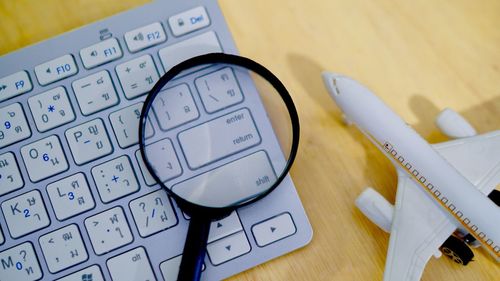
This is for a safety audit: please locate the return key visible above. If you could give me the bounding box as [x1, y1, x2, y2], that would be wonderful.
[178, 108, 261, 169]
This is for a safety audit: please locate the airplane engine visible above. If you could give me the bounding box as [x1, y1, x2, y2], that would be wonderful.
[355, 187, 394, 233]
[435, 108, 476, 138]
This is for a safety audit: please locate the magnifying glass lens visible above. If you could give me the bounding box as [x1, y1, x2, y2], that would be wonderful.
[141, 56, 295, 209]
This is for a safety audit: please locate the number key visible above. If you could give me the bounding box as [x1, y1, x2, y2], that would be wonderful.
[28, 86, 75, 132]
[47, 173, 95, 220]
[21, 135, 68, 182]
[0, 103, 31, 149]
[1, 190, 50, 238]
[0, 242, 43, 280]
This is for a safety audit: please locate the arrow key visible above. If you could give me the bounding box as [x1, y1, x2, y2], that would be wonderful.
[207, 231, 250, 266]
[208, 211, 242, 243]
[251, 212, 297, 247]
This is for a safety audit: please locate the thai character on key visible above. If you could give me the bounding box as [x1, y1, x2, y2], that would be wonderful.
[34, 213, 41, 220]
[123, 179, 130, 186]
[27, 197, 36, 206]
[0, 158, 8, 167]
[77, 196, 85, 205]
[62, 232, 73, 241]
[71, 180, 80, 189]
[88, 124, 99, 135]
[161, 211, 168, 222]
[134, 109, 141, 118]
[70, 250, 79, 258]
[115, 163, 124, 172]
[96, 141, 103, 149]
[15, 126, 23, 133]
[155, 197, 163, 206]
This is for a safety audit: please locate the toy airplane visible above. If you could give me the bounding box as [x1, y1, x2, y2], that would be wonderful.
[322, 72, 500, 281]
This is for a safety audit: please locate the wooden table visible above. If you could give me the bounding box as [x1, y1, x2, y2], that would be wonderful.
[1, 0, 499, 280]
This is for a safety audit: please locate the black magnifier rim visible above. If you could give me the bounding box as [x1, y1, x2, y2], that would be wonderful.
[139, 53, 300, 218]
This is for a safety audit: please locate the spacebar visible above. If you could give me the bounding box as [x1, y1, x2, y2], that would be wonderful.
[172, 150, 276, 208]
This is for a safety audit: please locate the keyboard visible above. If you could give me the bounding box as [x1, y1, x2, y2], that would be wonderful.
[0, 1, 312, 280]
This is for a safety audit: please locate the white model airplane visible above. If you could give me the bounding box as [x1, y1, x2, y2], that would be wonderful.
[322, 72, 500, 281]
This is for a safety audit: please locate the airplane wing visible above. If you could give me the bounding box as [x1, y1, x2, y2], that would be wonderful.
[383, 131, 500, 281]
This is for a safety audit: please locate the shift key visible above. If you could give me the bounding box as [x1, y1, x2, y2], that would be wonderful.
[178, 108, 261, 169]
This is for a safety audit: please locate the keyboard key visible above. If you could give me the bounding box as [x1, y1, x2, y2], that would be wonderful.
[72, 70, 119, 115]
[109, 102, 154, 148]
[85, 206, 133, 255]
[46, 173, 95, 220]
[56, 265, 104, 281]
[251, 213, 296, 247]
[0, 225, 4, 245]
[39, 224, 88, 273]
[152, 83, 199, 131]
[178, 108, 260, 168]
[143, 138, 182, 182]
[195, 67, 244, 113]
[209, 211, 243, 243]
[169, 6, 210, 37]
[28, 86, 76, 132]
[80, 38, 123, 69]
[34, 54, 78, 85]
[0, 71, 33, 102]
[0, 152, 24, 196]
[124, 22, 167, 52]
[91, 155, 139, 203]
[129, 189, 178, 237]
[65, 118, 113, 165]
[158, 31, 221, 72]
[172, 151, 274, 207]
[1, 190, 50, 238]
[107, 247, 155, 281]
[135, 150, 156, 186]
[160, 255, 205, 281]
[0, 103, 31, 149]
[0, 242, 42, 280]
[207, 231, 250, 265]
[116, 54, 159, 100]
[21, 135, 69, 182]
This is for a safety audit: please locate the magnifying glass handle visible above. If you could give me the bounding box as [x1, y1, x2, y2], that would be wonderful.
[178, 216, 211, 281]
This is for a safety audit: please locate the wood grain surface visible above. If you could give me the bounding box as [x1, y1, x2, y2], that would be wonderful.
[1, 0, 499, 280]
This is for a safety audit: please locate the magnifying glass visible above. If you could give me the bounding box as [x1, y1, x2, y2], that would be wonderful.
[139, 53, 299, 281]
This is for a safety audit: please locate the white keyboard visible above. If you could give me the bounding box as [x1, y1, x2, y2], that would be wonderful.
[0, 1, 312, 280]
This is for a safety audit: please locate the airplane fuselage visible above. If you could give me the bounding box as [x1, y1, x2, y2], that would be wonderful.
[323, 73, 500, 262]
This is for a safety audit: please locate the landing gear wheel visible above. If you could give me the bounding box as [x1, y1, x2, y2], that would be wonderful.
[440, 236, 474, 265]
[488, 190, 500, 206]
